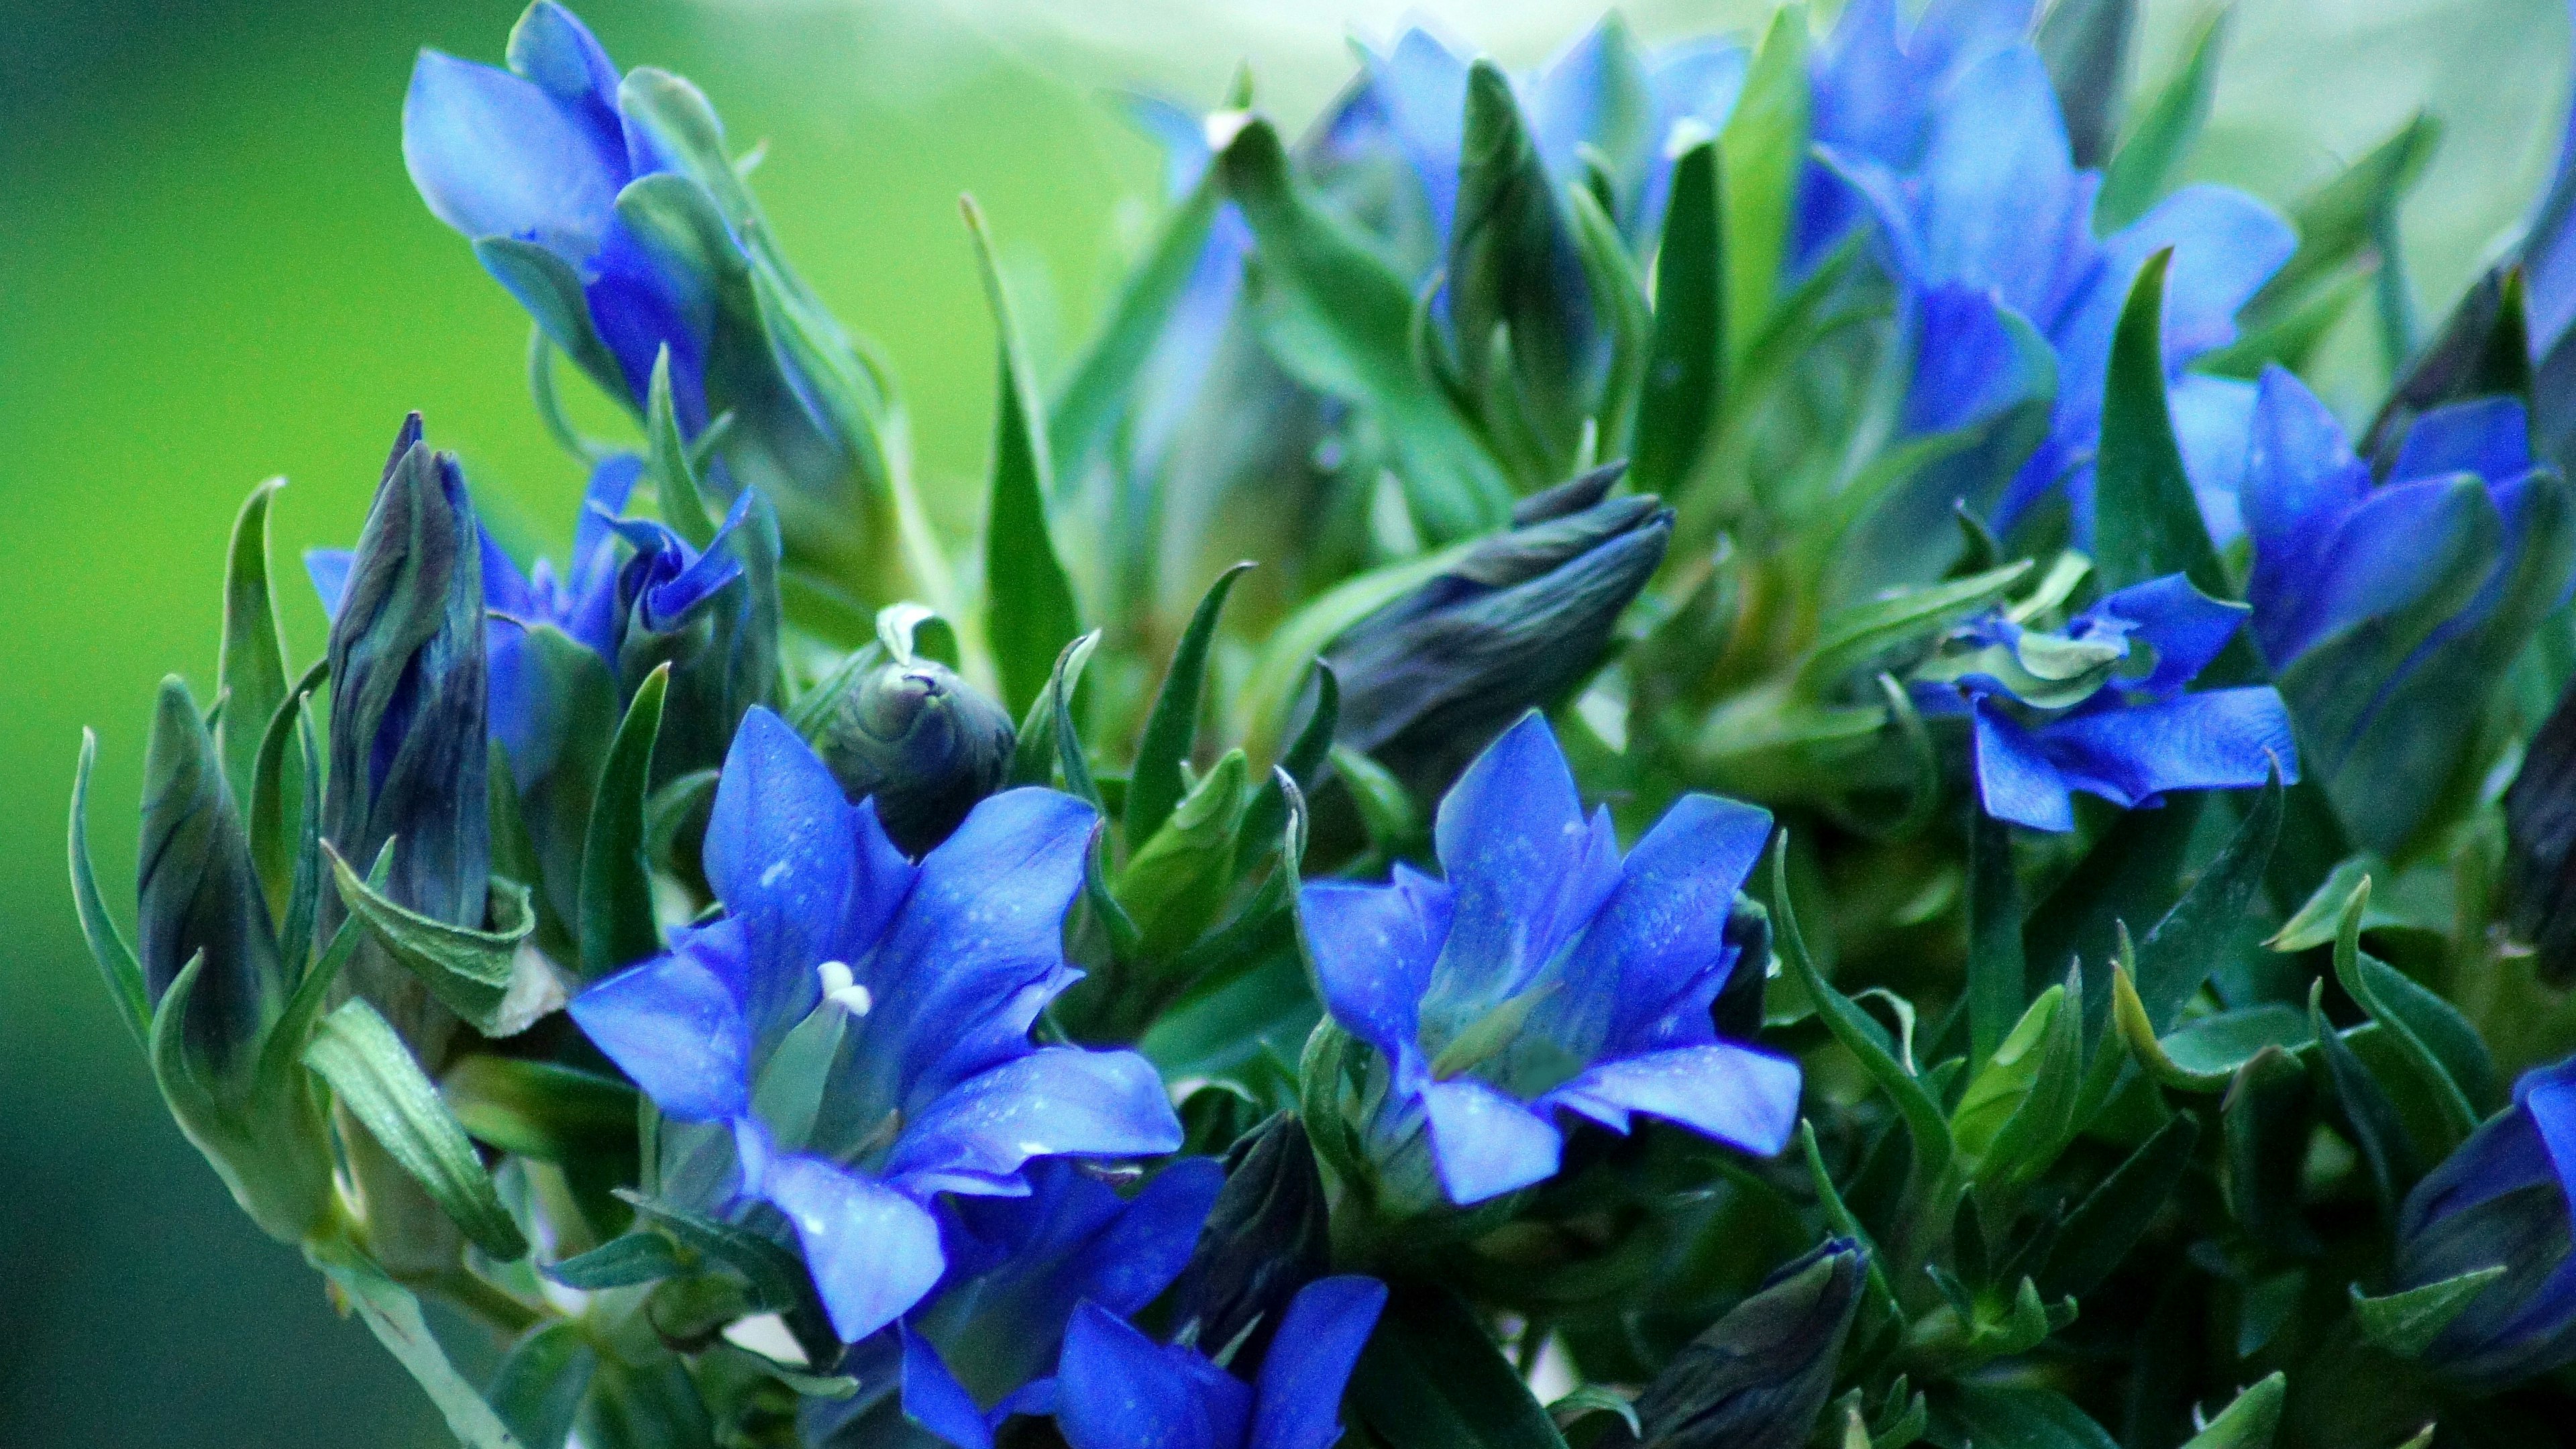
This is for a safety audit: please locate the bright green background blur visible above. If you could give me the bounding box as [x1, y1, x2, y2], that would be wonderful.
[0, 1, 2561, 1443]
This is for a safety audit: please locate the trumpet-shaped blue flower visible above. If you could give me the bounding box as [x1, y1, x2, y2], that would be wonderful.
[1301, 712, 1800, 1208]
[1825, 39, 2293, 541]
[2394, 1055, 2576, 1391]
[2234, 365, 2575, 853]
[1049, 1275, 1387, 1449]
[568, 709, 1182, 1344]
[803, 1159, 1224, 1449]
[405, 2, 710, 420]
[1911, 574, 2299, 833]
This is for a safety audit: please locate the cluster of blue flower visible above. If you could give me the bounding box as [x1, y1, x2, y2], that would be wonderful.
[78, 0, 2576, 1445]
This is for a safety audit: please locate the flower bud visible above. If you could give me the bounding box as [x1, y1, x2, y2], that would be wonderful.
[138, 677, 280, 1078]
[1623, 1238, 1865, 1449]
[2506, 678, 2576, 983]
[2391, 1057, 2576, 1391]
[608, 492, 782, 786]
[1330, 462, 1670, 803]
[322, 415, 490, 1050]
[811, 655, 1016, 857]
[1167, 1113, 1332, 1370]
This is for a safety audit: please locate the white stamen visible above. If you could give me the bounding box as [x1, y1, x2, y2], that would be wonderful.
[816, 960, 873, 1016]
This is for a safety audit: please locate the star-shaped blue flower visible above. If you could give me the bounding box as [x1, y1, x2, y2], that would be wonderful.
[1301, 712, 1801, 1208]
[1912, 574, 2300, 832]
[569, 709, 1183, 1343]
[1048, 1276, 1387, 1449]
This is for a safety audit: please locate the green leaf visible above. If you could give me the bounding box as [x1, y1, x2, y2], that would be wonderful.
[1773, 845, 1953, 1188]
[2095, 9, 2224, 232]
[582, 663, 668, 980]
[327, 845, 555, 1037]
[1241, 661, 1338, 863]
[1008, 630, 1101, 795]
[645, 347, 718, 551]
[1563, 180, 1652, 464]
[964, 195, 1084, 718]
[1130, 561, 1254, 849]
[1799, 1120, 1906, 1329]
[545, 1232, 689, 1291]
[2224, 1045, 2315, 1256]
[1953, 983, 2082, 1184]
[1968, 809, 2029, 1065]
[2094, 248, 2224, 593]
[2268, 853, 2385, 951]
[2353, 1267, 2508, 1359]
[616, 1190, 818, 1324]
[2247, 115, 2439, 316]
[1238, 541, 1476, 759]
[443, 1057, 639, 1163]
[2039, 1112, 2199, 1299]
[248, 657, 330, 924]
[1451, 59, 1596, 464]
[306, 997, 529, 1260]
[2116, 974, 2308, 1093]
[475, 236, 625, 407]
[1348, 1281, 1570, 1449]
[308, 1243, 526, 1449]
[2037, 0, 2135, 168]
[1795, 560, 2032, 698]
[69, 729, 150, 1049]
[1049, 158, 1222, 478]
[1216, 115, 1512, 539]
[526, 329, 611, 464]
[2131, 768, 2282, 1030]
[2308, 979, 2420, 1212]
[488, 1320, 598, 1449]
[217, 478, 291, 811]
[1935, 1383, 2118, 1449]
[1633, 138, 1725, 494]
[2175, 1374, 2286, 1449]
[1719, 5, 1811, 356]
[2332, 879, 2478, 1147]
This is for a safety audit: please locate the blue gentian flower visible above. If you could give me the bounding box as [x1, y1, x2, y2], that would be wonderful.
[802, 1159, 1224, 1449]
[1048, 1275, 1387, 1449]
[2393, 1055, 2576, 1390]
[405, 2, 711, 421]
[1911, 574, 2300, 833]
[1824, 37, 2294, 541]
[2234, 364, 2575, 853]
[568, 709, 1183, 1343]
[1300, 712, 1801, 1208]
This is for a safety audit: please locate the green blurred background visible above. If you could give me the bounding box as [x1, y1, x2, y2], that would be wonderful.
[0, 0, 2561, 1442]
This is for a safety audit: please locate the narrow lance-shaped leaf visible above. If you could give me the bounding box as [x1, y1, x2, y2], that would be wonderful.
[964, 195, 1083, 718]
[1968, 809, 2029, 1065]
[582, 663, 669, 979]
[1049, 156, 1222, 478]
[487, 1321, 598, 1449]
[2131, 767, 2282, 1030]
[247, 657, 330, 922]
[2038, 0, 2135, 169]
[646, 347, 718, 551]
[307, 1242, 528, 1449]
[1347, 1281, 1570, 1449]
[2096, 9, 2226, 231]
[1719, 4, 1810, 359]
[2094, 248, 2225, 594]
[1633, 138, 1725, 494]
[327, 844, 550, 1038]
[1129, 561, 1253, 849]
[70, 729, 150, 1048]
[305, 996, 531, 1260]
[217, 479, 291, 810]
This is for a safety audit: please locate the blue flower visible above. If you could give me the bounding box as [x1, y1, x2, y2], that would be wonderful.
[1911, 574, 2300, 833]
[1300, 712, 1801, 1208]
[568, 709, 1183, 1343]
[1048, 1275, 1387, 1449]
[1823, 35, 2294, 542]
[2235, 366, 2575, 853]
[404, 2, 710, 420]
[2394, 1056, 2576, 1390]
[802, 1158, 1224, 1449]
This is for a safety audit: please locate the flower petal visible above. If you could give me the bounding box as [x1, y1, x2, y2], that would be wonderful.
[883, 1047, 1182, 1199]
[901, 1323, 998, 1449]
[1972, 698, 2076, 831]
[402, 49, 626, 260]
[2041, 686, 2300, 807]
[2088, 574, 2249, 698]
[1545, 1043, 1803, 1157]
[1420, 1075, 1564, 1205]
[759, 1155, 945, 1344]
[2393, 396, 2536, 486]
[1430, 713, 1619, 1006]
[306, 548, 355, 623]
[1252, 1276, 1389, 1449]
[1055, 1303, 1252, 1449]
[1299, 869, 1450, 1060]
[1544, 793, 1772, 1058]
[568, 947, 751, 1121]
[2169, 372, 2257, 549]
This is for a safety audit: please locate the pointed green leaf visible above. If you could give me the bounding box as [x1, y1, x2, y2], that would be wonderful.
[2308, 979, 2420, 1212]
[2096, 9, 2225, 232]
[1719, 5, 1810, 354]
[1130, 562, 1254, 849]
[1968, 809, 2029, 1064]
[70, 729, 150, 1048]
[1564, 179, 1652, 462]
[248, 657, 330, 923]
[545, 1232, 690, 1291]
[1633, 138, 1725, 493]
[1241, 662, 1338, 865]
[2353, 1267, 2508, 1359]
[476, 237, 625, 408]
[2039, 1112, 2199, 1299]
[327, 843, 553, 1036]
[306, 997, 529, 1260]
[2094, 248, 2223, 593]
[2037, 0, 2135, 168]
[2249, 115, 2439, 315]
[1774, 845, 1953, 1185]
[646, 347, 717, 551]
[1796, 559, 2032, 697]
[582, 664, 669, 979]
[2332, 880, 2482, 1143]
[217, 479, 291, 810]
[1049, 159, 1222, 476]
[1009, 631, 1101, 794]
[488, 1320, 598, 1449]
[1348, 1281, 1570, 1449]
[443, 1057, 638, 1164]
[964, 196, 1084, 718]
[2131, 769, 2282, 1030]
